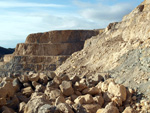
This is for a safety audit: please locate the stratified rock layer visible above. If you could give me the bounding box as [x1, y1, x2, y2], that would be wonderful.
[0, 30, 100, 75]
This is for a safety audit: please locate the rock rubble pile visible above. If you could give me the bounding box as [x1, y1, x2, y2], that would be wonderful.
[0, 72, 149, 113]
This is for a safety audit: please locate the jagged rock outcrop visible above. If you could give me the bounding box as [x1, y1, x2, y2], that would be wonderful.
[55, 0, 150, 100]
[0, 30, 101, 76]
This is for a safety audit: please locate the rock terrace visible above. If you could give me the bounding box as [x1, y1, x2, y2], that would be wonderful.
[0, 30, 100, 76]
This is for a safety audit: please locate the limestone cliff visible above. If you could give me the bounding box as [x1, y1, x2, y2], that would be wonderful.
[56, 0, 150, 100]
[0, 30, 100, 76]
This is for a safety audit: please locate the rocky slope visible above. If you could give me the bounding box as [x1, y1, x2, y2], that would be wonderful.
[0, 30, 100, 76]
[55, 0, 150, 100]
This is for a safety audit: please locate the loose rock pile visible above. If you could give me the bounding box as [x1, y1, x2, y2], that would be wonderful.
[0, 72, 149, 113]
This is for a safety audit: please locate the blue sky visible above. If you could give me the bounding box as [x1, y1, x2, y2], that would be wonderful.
[0, 0, 143, 48]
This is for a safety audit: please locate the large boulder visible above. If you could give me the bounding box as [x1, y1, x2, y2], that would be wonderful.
[21, 87, 34, 97]
[56, 103, 74, 113]
[59, 81, 74, 96]
[0, 81, 16, 98]
[97, 102, 119, 113]
[108, 82, 127, 101]
[83, 104, 101, 113]
[123, 106, 136, 113]
[74, 94, 94, 104]
[24, 92, 53, 113]
[45, 88, 63, 101]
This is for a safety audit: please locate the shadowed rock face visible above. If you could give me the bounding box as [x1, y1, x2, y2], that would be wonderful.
[55, 0, 150, 100]
[0, 30, 101, 76]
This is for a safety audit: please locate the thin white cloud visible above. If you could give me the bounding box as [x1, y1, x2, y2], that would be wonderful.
[0, 1, 66, 8]
[0, 12, 99, 41]
[81, 3, 133, 21]
[74, 1, 134, 22]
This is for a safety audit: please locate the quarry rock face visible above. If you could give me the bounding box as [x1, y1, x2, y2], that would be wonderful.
[0, 30, 100, 75]
[56, 0, 150, 100]
[0, 0, 150, 112]
[16, 30, 100, 56]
